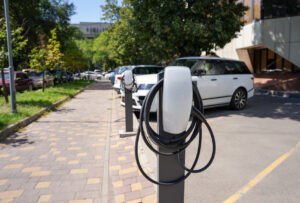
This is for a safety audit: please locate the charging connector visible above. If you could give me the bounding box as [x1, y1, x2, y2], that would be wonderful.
[135, 68, 216, 185]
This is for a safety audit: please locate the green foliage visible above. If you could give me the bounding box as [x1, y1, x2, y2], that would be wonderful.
[0, 0, 76, 68]
[101, 0, 121, 22]
[63, 40, 87, 72]
[97, 0, 247, 66]
[29, 28, 64, 72]
[0, 18, 28, 67]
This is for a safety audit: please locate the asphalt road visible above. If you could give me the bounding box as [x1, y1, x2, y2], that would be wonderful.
[137, 92, 300, 202]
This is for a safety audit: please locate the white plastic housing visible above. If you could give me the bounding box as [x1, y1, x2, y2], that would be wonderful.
[162, 66, 193, 134]
[123, 70, 134, 90]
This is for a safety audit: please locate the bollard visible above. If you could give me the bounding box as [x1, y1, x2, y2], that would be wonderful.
[119, 70, 137, 138]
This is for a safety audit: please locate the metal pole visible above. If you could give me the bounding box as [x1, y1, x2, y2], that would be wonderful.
[4, 0, 17, 113]
[88, 57, 90, 83]
[124, 89, 133, 132]
[157, 72, 185, 203]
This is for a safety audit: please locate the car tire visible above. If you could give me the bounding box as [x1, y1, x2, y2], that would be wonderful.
[230, 88, 247, 110]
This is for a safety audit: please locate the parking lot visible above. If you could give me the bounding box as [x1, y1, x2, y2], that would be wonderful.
[138, 92, 300, 202]
[185, 93, 300, 202]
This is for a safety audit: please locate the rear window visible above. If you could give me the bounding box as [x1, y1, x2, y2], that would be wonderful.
[132, 67, 163, 75]
[118, 67, 129, 74]
[221, 61, 251, 74]
[169, 59, 198, 69]
[0, 73, 10, 81]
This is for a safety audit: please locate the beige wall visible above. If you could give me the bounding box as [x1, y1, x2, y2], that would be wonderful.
[215, 16, 300, 67]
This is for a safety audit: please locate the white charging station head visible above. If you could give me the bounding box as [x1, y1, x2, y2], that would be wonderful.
[123, 70, 134, 90]
[162, 66, 193, 134]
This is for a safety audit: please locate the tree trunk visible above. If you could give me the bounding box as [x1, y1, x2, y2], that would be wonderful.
[42, 71, 45, 92]
[0, 67, 9, 103]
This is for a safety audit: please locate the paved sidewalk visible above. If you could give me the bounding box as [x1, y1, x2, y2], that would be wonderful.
[0, 81, 156, 203]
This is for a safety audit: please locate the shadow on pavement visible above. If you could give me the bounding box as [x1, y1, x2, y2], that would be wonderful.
[0, 132, 34, 147]
[134, 94, 300, 123]
[204, 94, 300, 122]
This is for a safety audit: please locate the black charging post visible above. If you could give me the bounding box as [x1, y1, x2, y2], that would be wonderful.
[134, 67, 216, 203]
[119, 71, 136, 138]
[157, 72, 185, 203]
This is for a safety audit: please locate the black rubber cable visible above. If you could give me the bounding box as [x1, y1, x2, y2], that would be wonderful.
[134, 78, 216, 185]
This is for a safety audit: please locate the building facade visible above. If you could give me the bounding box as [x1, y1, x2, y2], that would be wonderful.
[72, 22, 111, 38]
[215, 0, 300, 91]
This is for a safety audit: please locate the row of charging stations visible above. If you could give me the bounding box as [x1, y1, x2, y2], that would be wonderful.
[121, 66, 216, 203]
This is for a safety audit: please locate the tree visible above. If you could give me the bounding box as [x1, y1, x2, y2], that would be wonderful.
[101, 0, 121, 22]
[129, 0, 247, 58]
[63, 40, 87, 73]
[101, 0, 247, 65]
[29, 28, 63, 92]
[0, 18, 27, 103]
[0, 0, 75, 68]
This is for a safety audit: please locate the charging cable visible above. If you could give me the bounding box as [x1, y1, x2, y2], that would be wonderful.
[135, 79, 216, 185]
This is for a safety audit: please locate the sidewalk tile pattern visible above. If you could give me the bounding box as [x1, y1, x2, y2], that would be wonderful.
[0, 81, 156, 203]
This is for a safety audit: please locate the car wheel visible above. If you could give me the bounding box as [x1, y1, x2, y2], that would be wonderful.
[28, 84, 33, 91]
[230, 88, 247, 110]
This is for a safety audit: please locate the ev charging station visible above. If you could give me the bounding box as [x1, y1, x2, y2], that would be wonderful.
[134, 66, 216, 203]
[119, 70, 137, 137]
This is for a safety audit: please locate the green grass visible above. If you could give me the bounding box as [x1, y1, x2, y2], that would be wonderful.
[0, 80, 93, 130]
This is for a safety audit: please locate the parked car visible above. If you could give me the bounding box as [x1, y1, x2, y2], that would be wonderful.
[0, 71, 33, 93]
[27, 71, 54, 89]
[81, 71, 97, 80]
[104, 70, 113, 80]
[94, 70, 103, 80]
[169, 57, 254, 110]
[49, 70, 63, 84]
[110, 68, 119, 85]
[123, 57, 254, 112]
[113, 66, 134, 93]
[120, 65, 164, 110]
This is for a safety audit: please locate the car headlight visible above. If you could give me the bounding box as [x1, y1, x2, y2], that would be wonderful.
[138, 84, 154, 90]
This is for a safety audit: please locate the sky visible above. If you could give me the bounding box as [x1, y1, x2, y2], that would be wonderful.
[69, 0, 107, 24]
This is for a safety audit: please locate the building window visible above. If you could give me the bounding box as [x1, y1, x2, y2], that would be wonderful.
[262, 0, 300, 19]
[254, 48, 300, 73]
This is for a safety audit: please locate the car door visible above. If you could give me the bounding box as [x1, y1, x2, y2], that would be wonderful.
[214, 61, 238, 104]
[15, 73, 23, 91]
[22, 73, 31, 89]
[191, 60, 223, 106]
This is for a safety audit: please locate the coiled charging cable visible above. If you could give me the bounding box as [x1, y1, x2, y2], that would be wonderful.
[135, 79, 216, 185]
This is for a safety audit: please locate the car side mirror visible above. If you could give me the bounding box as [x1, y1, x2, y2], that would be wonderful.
[193, 69, 206, 76]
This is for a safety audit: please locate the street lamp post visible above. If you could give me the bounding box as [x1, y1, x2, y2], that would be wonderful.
[4, 0, 17, 113]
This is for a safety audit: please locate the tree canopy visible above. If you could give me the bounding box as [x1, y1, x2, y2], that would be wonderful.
[94, 0, 247, 69]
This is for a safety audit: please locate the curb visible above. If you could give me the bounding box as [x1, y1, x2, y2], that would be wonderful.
[255, 88, 300, 99]
[0, 82, 94, 141]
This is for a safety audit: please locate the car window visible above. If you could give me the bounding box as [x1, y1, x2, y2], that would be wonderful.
[221, 61, 237, 74]
[132, 67, 163, 75]
[169, 59, 198, 68]
[221, 61, 251, 74]
[192, 60, 224, 75]
[118, 67, 128, 74]
[22, 73, 29, 79]
[0, 73, 10, 81]
[233, 62, 251, 74]
[16, 73, 23, 79]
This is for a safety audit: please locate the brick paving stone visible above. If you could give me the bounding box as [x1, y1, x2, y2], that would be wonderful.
[0, 81, 156, 203]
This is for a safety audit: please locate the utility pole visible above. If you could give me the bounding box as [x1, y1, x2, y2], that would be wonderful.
[4, 0, 17, 113]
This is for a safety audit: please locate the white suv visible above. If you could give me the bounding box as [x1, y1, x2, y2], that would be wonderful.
[169, 57, 254, 110]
